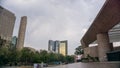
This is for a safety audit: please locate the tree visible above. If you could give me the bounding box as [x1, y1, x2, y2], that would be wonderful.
[20, 48, 34, 65]
[39, 50, 48, 63]
[74, 46, 83, 55]
[32, 51, 41, 63]
[0, 46, 10, 65]
[65, 55, 74, 63]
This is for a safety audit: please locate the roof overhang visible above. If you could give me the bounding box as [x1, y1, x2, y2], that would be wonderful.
[81, 0, 120, 45]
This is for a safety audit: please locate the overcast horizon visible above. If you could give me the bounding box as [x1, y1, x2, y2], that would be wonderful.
[1, 0, 106, 55]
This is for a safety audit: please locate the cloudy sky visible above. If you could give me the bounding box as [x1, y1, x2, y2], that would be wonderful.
[1, 0, 105, 55]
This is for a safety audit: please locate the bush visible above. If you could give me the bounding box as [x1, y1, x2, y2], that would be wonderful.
[81, 54, 99, 62]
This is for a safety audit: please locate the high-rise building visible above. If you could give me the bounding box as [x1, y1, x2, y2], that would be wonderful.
[48, 40, 55, 52]
[0, 6, 16, 41]
[16, 16, 27, 51]
[12, 36, 17, 47]
[48, 40, 68, 56]
[54, 41, 59, 53]
[59, 40, 68, 56]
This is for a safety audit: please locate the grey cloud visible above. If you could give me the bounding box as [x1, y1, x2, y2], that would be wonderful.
[2, 0, 105, 54]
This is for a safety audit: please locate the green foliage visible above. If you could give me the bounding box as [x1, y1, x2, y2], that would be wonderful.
[0, 47, 9, 65]
[74, 46, 83, 55]
[0, 37, 74, 66]
[20, 48, 34, 65]
[65, 55, 74, 63]
[81, 54, 99, 62]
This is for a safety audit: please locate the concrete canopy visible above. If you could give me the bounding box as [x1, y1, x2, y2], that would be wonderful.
[81, 0, 120, 46]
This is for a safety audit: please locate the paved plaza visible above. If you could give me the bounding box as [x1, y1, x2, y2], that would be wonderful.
[2, 62, 120, 68]
[48, 62, 120, 68]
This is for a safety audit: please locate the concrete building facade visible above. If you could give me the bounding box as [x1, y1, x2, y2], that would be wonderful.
[16, 16, 27, 51]
[0, 6, 16, 41]
[81, 0, 120, 62]
[84, 46, 98, 58]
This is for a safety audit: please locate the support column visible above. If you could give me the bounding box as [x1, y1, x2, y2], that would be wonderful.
[97, 32, 111, 62]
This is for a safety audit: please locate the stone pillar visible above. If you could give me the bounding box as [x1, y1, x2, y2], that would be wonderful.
[97, 32, 111, 62]
[16, 16, 27, 51]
